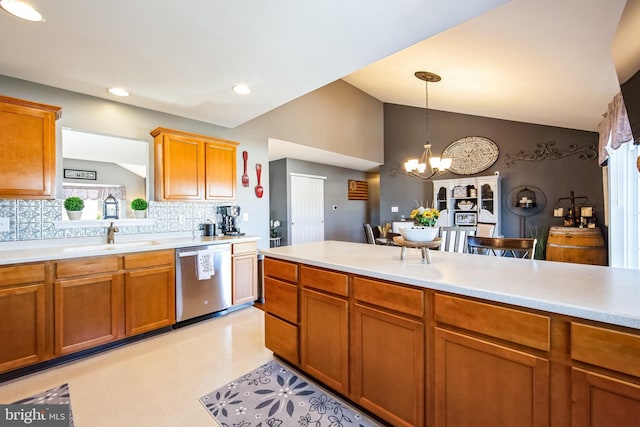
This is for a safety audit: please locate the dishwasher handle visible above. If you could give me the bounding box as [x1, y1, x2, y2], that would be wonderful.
[177, 245, 230, 258]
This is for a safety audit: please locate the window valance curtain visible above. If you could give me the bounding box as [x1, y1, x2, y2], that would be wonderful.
[597, 91, 633, 165]
[62, 184, 126, 200]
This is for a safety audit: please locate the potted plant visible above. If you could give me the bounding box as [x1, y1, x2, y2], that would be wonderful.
[64, 196, 84, 220]
[131, 198, 148, 218]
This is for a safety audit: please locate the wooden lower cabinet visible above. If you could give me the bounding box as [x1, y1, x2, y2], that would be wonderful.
[54, 274, 121, 355]
[351, 303, 424, 427]
[125, 266, 174, 336]
[265, 313, 299, 364]
[232, 242, 258, 306]
[572, 368, 640, 427]
[300, 288, 349, 395]
[434, 327, 549, 427]
[0, 282, 46, 372]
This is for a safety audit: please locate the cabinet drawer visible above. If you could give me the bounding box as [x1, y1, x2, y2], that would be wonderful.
[124, 249, 174, 270]
[56, 256, 119, 279]
[264, 277, 298, 324]
[264, 258, 298, 283]
[353, 276, 424, 317]
[265, 313, 298, 365]
[300, 265, 348, 297]
[0, 263, 45, 287]
[571, 323, 640, 377]
[232, 241, 256, 255]
[434, 294, 550, 351]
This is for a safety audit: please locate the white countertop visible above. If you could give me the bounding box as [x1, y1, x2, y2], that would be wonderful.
[260, 241, 640, 330]
[0, 233, 260, 265]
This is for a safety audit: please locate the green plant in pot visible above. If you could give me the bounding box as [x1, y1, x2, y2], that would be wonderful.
[131, 198, 148, 218]
[64, 196, 84, 220]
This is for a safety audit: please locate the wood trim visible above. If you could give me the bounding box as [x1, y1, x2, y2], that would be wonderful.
[232, 242, 257, 255]
[264, 277, 298, 324]
[300, 265, 348, 297]
[264, 258, 298, 283]
[150, 126, 239, 146]
[55, 256, 119, 279]
[0, 263, 45, 287]
[571, 322, 640, 377]
[265, 313, 298, 364]
[353, 276, 425, 317]
[571, 367, 640, 426]
[434, 327, 549, 427]
[0, 95, 62, 119]
[434, 293, 550, 351]
[123, 249, 173, 270]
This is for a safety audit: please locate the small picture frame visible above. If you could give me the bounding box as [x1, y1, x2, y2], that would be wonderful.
[64, 168, 96, 180]
[453, 185, 467, 198]
[455, 212, 477, 226]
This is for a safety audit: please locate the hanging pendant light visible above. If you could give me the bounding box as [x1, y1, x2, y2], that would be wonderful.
[403, 71, 451, 179]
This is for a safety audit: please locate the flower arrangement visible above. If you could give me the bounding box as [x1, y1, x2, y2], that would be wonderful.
[270, 219, 281, 238]
[410, 203, 440, 227]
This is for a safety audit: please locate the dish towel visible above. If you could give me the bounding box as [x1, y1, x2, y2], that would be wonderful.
[196, 250, 215, 280]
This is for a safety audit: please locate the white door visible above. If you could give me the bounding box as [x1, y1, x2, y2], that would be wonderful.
[290, 174, 325, 245]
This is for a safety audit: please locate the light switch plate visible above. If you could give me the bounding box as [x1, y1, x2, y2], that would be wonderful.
[391, 206, 399, 213]
[0, 217, 10, 232]
[242, 212, 249, 222]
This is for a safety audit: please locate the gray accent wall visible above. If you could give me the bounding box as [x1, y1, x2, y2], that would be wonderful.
[381, 103, 603, 238]
[269, 158, 377, 244]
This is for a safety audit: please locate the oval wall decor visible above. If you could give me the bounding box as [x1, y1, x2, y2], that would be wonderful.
[442, 136, 499, 175]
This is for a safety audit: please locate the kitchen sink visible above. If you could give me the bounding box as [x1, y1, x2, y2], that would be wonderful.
[62, 240, 161, 253]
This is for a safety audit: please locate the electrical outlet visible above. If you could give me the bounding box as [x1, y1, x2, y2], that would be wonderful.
[391, 206, 399, 213]
[0, 217, 10, 232]
[242, 212, 249, 222]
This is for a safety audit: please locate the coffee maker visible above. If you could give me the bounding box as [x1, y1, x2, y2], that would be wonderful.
[217, 205, 243, 235]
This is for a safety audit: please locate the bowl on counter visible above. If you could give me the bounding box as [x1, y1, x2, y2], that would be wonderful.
[399, 226, 439, 242]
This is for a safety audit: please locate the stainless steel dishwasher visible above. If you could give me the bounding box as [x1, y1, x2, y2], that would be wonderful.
[175, 244, 231, 322]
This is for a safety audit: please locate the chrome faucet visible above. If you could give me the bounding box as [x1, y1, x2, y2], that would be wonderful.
[107, 222, 119, 244]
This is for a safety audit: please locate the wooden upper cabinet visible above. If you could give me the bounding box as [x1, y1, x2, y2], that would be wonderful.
[205, 140, 236, 200]
[151, 127, 238, 201]
[0, 95, 61, 199]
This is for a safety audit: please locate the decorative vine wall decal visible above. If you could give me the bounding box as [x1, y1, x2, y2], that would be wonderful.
[503, 141, 597, 167]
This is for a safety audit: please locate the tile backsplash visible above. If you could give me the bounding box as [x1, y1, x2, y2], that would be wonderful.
[0, 200, 222, 242]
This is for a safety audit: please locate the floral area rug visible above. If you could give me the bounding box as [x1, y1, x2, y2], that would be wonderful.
[11, 383, 74, 427]
[200, 360, 383, 427]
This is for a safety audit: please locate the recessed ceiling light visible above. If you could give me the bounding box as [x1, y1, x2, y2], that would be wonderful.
[0, 0, 43, 22]
[108, 87, 130, 97]
[232, 84, 251, 95]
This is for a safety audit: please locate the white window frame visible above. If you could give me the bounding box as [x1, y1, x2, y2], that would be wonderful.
[606, 141, 639, 269]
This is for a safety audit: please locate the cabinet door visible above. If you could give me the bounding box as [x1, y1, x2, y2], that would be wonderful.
[434, 328, 549, 427]
[54, 274, 121, 355]
[572, 368, 640, 427]
[205, 141, 236, 200]
[125, 266, 175, 336]
[0, 283, 45, 372]
[155, 132, 205, 200]
[0, 97, 60, 198]
[232, 253, 257, 306]
[300, 288, 349, 394]
[351, 303, 425, 427]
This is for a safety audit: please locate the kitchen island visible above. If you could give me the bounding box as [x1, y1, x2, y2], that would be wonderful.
[260, 241, 640, 427]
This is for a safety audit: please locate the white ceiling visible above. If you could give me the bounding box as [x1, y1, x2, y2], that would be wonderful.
[1, 0, 638, 171]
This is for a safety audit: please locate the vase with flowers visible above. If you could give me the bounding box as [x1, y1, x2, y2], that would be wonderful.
[401, 203, 440, 242]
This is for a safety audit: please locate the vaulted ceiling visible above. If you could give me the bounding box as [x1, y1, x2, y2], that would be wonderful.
[0, 0, 636, 136]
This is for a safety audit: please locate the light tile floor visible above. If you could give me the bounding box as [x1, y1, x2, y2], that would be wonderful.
[0, 307, 274, 426]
